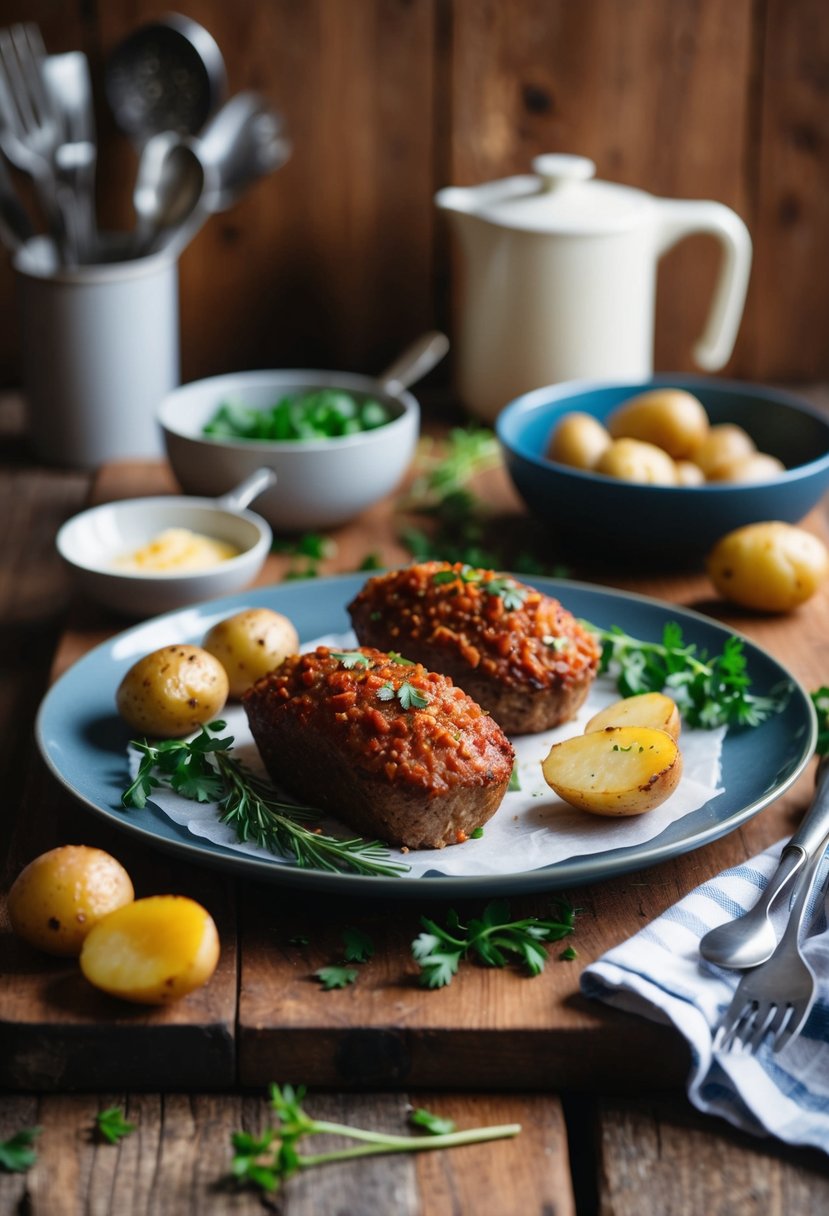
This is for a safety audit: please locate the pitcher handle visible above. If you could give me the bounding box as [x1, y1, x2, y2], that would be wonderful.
[655, 199, 752, 372]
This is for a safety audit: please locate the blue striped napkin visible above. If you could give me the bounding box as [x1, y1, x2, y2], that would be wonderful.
[581, 840, 829, 1153]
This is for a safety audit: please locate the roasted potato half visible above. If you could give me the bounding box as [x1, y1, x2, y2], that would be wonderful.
[584, 693, 681, 741]
[542, 726, 683, 816]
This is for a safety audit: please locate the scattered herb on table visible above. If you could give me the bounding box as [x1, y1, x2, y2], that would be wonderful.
[229, 1083, 520, 1194]
[411, 898, 577, 989]
[273, 532, 337, 580]
[559, 945, 578, 962]
[121, 723, 409, 878]
[96, 1107, 136, 1145]
[0, 1127, 41, 1173]
[204, 391, 393, 442]
[591, 621, 785, 729]
[313, 965, 358, 991]
[342, 927, 375, 963]
[409, 1108, 457, 1136]
[811, 688, 829, 754]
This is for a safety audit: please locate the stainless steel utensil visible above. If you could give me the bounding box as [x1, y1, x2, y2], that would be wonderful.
[105, 13, 226, 147]
[132, 130, 206, 255]
[41, 50, 96, 260]
[0, 150, 34, 252]
[151, 92, 290, 258]
[0, 24, 68, 253]
[700, 757, 829, 969]
[713, 838, 829, 1054]
[378, 331, 450, 394]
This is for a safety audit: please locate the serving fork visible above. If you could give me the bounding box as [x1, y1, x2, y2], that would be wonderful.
[713, 839, 829, 1055]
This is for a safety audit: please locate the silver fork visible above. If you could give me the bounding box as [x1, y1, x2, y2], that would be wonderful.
[713, 840, 829, 1055]
[0, 23, 70, 254]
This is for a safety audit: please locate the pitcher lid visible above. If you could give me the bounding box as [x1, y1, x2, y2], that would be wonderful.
[438, 154, 655, 234]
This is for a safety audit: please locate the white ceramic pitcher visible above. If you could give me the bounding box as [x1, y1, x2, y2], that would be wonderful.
[435, 154, 752, 423]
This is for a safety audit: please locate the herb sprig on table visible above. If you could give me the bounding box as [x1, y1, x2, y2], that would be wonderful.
[121, 723, 409, 878]
[591, 621, 784, 729]
[412, 898, 577, 988]
[230, 1083, 520, 1194]
[0, 1127, 40, 1173]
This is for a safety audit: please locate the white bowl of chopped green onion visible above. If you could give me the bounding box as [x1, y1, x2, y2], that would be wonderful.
[158, 369, 420, 531]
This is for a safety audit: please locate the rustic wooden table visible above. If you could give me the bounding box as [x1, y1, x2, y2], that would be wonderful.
[2, 389, 829, 1214]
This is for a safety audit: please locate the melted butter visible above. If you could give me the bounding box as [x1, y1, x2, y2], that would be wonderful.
[114, 528, 239, 573]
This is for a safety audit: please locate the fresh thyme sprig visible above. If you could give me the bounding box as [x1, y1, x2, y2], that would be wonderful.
[412, 898, 577, 988]
[121, 723, 409, 878]
[590, 621, 785, 730]
[230, 1083, 521, 1194]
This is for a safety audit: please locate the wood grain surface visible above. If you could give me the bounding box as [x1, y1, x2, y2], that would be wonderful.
[1, 0, 829, 392]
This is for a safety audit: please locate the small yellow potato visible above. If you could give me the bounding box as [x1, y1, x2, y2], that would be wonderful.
[203, 607, 300, 698]
[584, 692, 681, 741]
[595, 437, 678, 486]
[675, 460, 706, 487]
[706, 521, 829, 613]
[706, 451, 786, 484]
[607, 389, 710, 459]
[116, 644, 229, 738]
[542, 726, 683, 816]
[692, 423, 755, 479]
[547, 412, 612, 470]
[80, 895, 220, 1005]
[8, 846, 134, 957]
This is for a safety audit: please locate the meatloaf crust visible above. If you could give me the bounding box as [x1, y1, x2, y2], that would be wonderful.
[242, 646, 515, 850]
[348, 562, 601, 735]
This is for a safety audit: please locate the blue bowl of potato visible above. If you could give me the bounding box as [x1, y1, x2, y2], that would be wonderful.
[496, 375, 829, 563]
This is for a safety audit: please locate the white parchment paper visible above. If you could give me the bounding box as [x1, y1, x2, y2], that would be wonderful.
[131, 631, 725, 878]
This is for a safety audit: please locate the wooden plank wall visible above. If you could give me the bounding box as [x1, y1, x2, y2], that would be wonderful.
[0, 0, 827, 389]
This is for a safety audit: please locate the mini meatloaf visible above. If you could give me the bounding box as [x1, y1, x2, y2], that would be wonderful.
[348, 562, 601, 735]
[242, 646, 515, 850]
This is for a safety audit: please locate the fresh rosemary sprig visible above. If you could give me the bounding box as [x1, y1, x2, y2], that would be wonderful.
[121, 723, 409, 878]
[590, 620, 784, 730]
[229, 1083, 521, 1194]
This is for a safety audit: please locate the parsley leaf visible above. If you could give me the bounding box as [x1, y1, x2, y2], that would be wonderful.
[96, 1106, 136, 1145]
[342, 927, 374, 963]
[330, 650, 372, 669]
[377, 681, 430, 710]
[0, 1127, 41, 1173]
[314, 965, 358, 990]
[409, 1108, 457, 1136]
[412, 900, 577, 988]
[484, 577, 527, 611]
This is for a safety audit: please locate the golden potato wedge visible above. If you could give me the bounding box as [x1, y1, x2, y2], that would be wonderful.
[8, 845, 134, 957]
[541, 726, 683, 816]
[80, 895, 220, 1004]
[584, 692, 681, 741]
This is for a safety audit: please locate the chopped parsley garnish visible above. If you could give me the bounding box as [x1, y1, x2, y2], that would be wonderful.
[96, 1107, 136, 1145]
[330, 650, 372, 668]
[378, 681, 430, 710]
[342, 927, 375, 963]
[313, 965, 358, 990]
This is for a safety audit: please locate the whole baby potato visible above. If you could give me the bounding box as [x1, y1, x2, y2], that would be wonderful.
[203, 608, 300, 697]
[116, 644, 229, 737]
[547, 412, 612, 470]
[8, 845, 134, 957]
[595, 437, 678, 485]
[706, 521, 829, 612]
[675, 460, 706, 487]
[80, 895, 220, 1004]
[692, 423, 755, 479]
[606, 389, 710, 459]
[706, 451, 786, 484]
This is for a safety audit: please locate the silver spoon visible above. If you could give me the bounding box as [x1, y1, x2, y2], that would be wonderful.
[132, 130, 206, 256]
[700, 756, 829, 969]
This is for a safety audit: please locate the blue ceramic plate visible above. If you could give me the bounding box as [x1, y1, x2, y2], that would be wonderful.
[36, 574, 816, 898]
